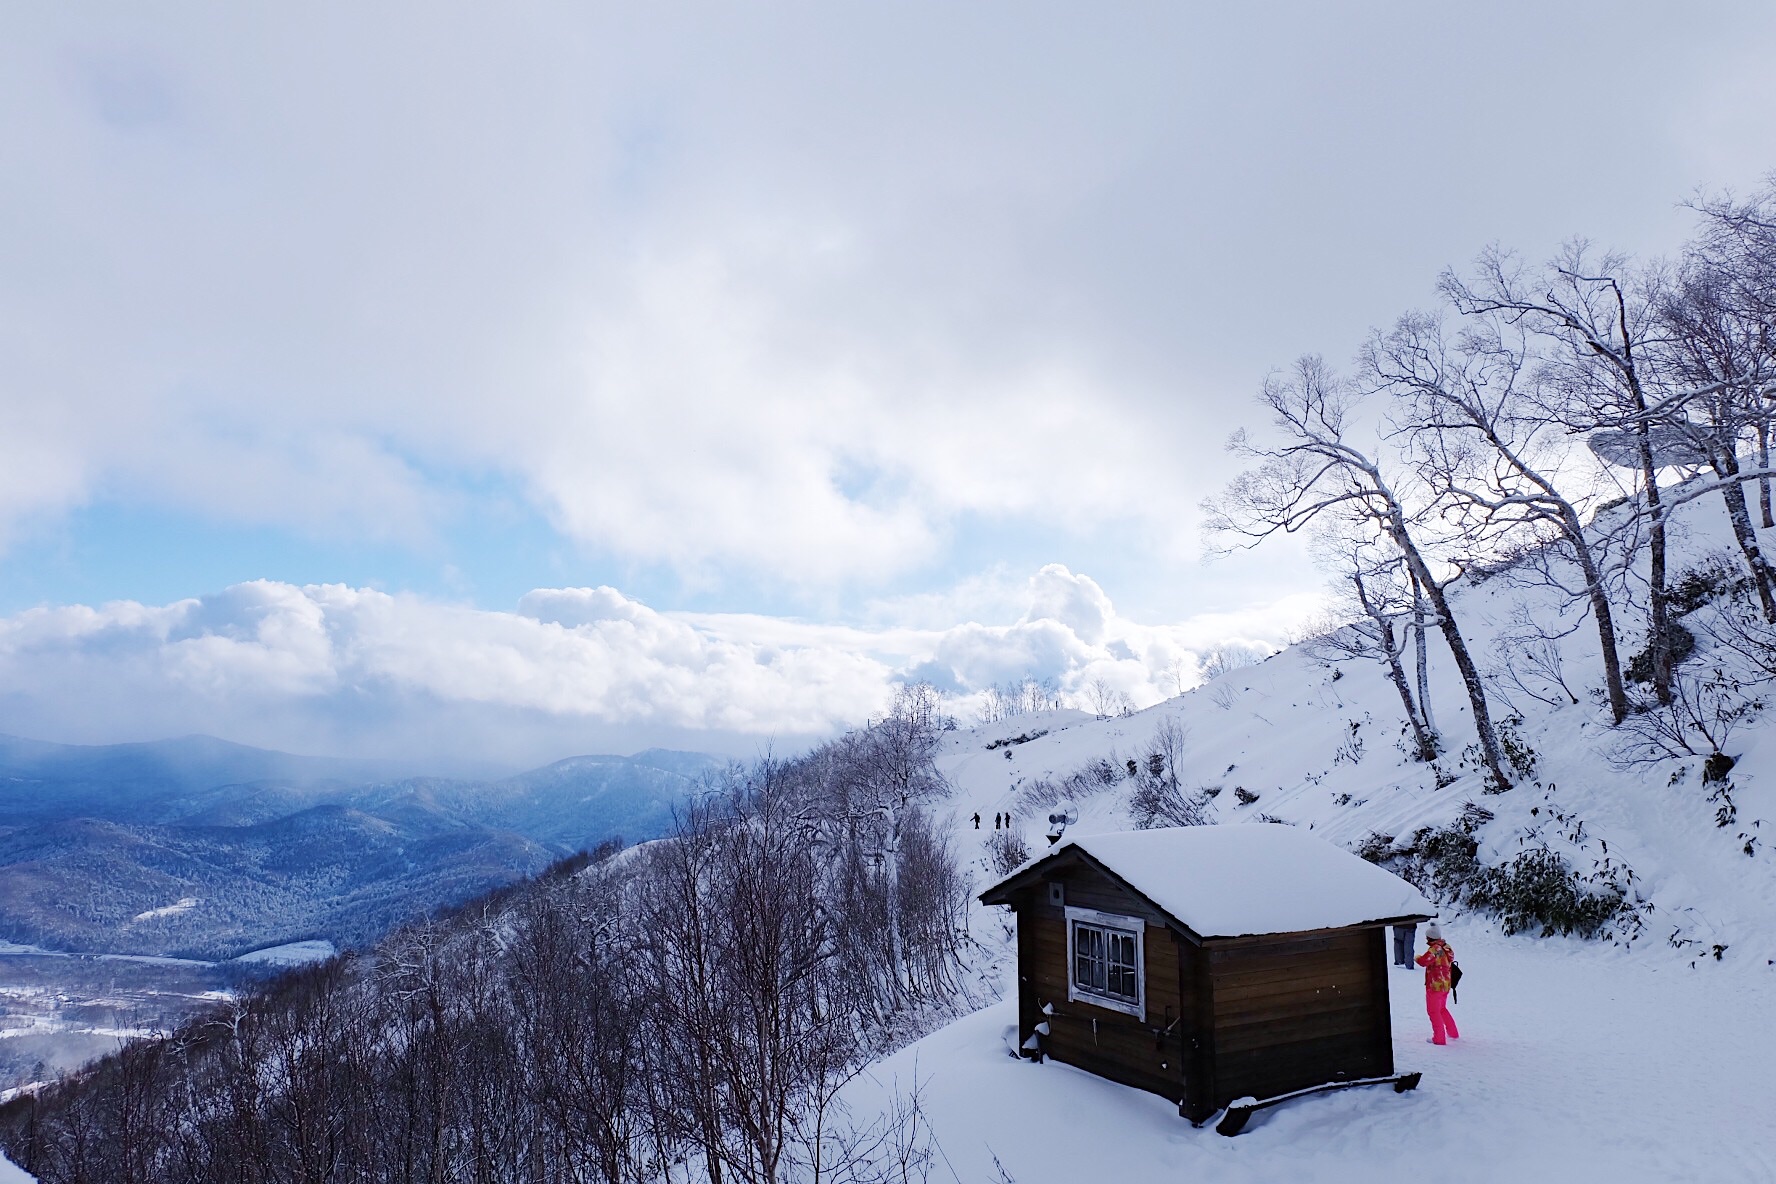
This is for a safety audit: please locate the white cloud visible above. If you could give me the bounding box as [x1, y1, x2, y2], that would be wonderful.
[5, 4, 1769, 598]
[0, 568, 1325, 767]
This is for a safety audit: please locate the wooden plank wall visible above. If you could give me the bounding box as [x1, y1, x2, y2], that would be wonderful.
[1015, 862, 1193, 1104]
[1204, 928, 1391, 1105]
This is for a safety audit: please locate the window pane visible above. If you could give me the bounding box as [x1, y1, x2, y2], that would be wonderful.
[1072, 920, 1143, 1005]
[1110, 932, 1136, 1000]
[1075, 924, 1106, 993]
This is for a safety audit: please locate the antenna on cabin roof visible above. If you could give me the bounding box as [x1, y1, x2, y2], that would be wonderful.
[1045, 800, 1079, 846]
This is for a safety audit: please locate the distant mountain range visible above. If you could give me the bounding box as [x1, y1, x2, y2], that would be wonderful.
[0, 733, 722, 958]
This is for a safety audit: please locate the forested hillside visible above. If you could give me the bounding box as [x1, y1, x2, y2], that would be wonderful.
[0, 688, 972, 1183]
[0, 742, 717, 958]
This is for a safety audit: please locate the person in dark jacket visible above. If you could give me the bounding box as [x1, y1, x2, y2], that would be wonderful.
[1391, 922, 1417, 968]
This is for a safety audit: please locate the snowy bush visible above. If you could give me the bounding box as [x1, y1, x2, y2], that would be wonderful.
[1367, 822, 1638, 942]
[1354, 830, 1396, 864]
[985, 829, 1031, 877]
[1669, 554, 1750, 616]
[1128, 778, 1210, 829]
[1018, 753, 1130, 817]
[1469, 845, 1631, 940]
[1496, 715, 1540, 782]
[1626, 622, 1697, 684]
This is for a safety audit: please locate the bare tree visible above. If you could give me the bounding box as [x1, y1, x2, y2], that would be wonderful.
[976, 676, 1063, 724]
[1443, 243, 1681, 705]
[1305, 530, 1439, 761]
[1197, 645, 1265, 681]
[1690, 177, 1776, 528]
[1655, 248, 1776, 620]
[1128, 714, 1212, 828]
[1205, 355, 1513, 789]
[508, 874, 643, 1184]
[1411, 568, 1437, 735]
[1490, 604, 1586, 714]
[1367, 310, 1635, 722]
[1156, 656, 1190, 698]
[1084, 677, 1134, 720]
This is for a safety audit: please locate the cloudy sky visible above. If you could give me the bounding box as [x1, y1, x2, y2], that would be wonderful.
[2, 3, 1773, 767]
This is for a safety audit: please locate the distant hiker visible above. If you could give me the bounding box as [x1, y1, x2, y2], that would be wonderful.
[1391, 922, 1417, 968]
[973, 812, 981, 829]
[995, 812, 1003, 829]
[1415, 922, 1460, 1045]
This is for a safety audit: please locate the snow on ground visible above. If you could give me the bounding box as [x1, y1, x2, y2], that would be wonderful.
[0, 941, 212, 968]
[130, 897, 199, 924]
[936, 490, 1776, 965]
[875, 489, 1776, 1181]
[844, 921, 1776, 1184]
[230, 939, 338, 967]
[0, 1151, 30, 1183]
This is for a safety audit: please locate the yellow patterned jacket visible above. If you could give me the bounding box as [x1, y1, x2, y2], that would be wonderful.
[1415, 940, 1454, 992]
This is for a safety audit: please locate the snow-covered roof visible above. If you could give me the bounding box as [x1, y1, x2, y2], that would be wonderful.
[981, 824, 1435, 939]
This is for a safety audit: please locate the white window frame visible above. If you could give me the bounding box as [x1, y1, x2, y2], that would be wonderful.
[1064, 906, 1145, 1019]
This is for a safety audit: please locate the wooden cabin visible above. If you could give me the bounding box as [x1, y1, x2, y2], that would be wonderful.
[979, 824, 1434, 1124]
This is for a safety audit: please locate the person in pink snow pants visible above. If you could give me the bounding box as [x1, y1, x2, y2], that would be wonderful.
[1415, 921, 1459, 1045]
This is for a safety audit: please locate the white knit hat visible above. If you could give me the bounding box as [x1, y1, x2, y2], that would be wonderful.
[1425, 921, 1442, 941]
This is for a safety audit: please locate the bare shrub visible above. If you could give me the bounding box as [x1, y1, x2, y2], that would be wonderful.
[1199, 645, 1267, 680]
[985, 829, 1030, 877]
[1084, 677, 1135, 720]
[1128, 779, 1209, 829]
[1614, 664, 1764, 768]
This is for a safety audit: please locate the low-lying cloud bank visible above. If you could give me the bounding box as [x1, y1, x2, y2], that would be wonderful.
[0, 566, 1320, 769]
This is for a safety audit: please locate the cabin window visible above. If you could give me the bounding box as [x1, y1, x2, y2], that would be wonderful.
[1064, 906, 1145, 1018]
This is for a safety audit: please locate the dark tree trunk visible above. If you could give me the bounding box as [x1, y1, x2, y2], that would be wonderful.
[1560, 505, 1629, 724]
[1412, 573, 1436, 737]
[1380, 615, 1437, 762]
[1630, 417, 1674, 706]
[1386, 515, 1512, 790]
[1713, 448, 1776, 621]
[1759, 419, 1773, 529]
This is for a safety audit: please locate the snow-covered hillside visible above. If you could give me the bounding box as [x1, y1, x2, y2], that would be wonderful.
[848, 486, 1776, 1182]
[938, 487, 1775, 962]
[6, 489, 1773, 1184]
[844, 933, 1776, 1183]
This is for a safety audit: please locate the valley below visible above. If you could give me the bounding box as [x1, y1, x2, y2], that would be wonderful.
[0, 942, 334, 1093]
[0, 735, 719, 1093]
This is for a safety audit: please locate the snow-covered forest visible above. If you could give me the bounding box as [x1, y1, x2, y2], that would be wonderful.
[7, 184, 1776, 1183]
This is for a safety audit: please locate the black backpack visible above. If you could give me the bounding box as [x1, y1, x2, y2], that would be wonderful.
[1449, 959, 1463, 1004]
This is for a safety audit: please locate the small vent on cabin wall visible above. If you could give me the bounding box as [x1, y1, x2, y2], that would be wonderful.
[1048, 882, 1065, 906]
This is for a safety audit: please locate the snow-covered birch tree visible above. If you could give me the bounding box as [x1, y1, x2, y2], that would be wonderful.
[1306, 528, 1440, 761]
[1205, 355, 1514, 791]
[1366, 310, 1635, 723]
[1443, 244, 1681, 706]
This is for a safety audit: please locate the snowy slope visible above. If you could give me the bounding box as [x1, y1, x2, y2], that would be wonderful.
[858, 486, 1776, 1181]
[843, 930, 1776, 1183]
[939, 487, 1776, 965]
